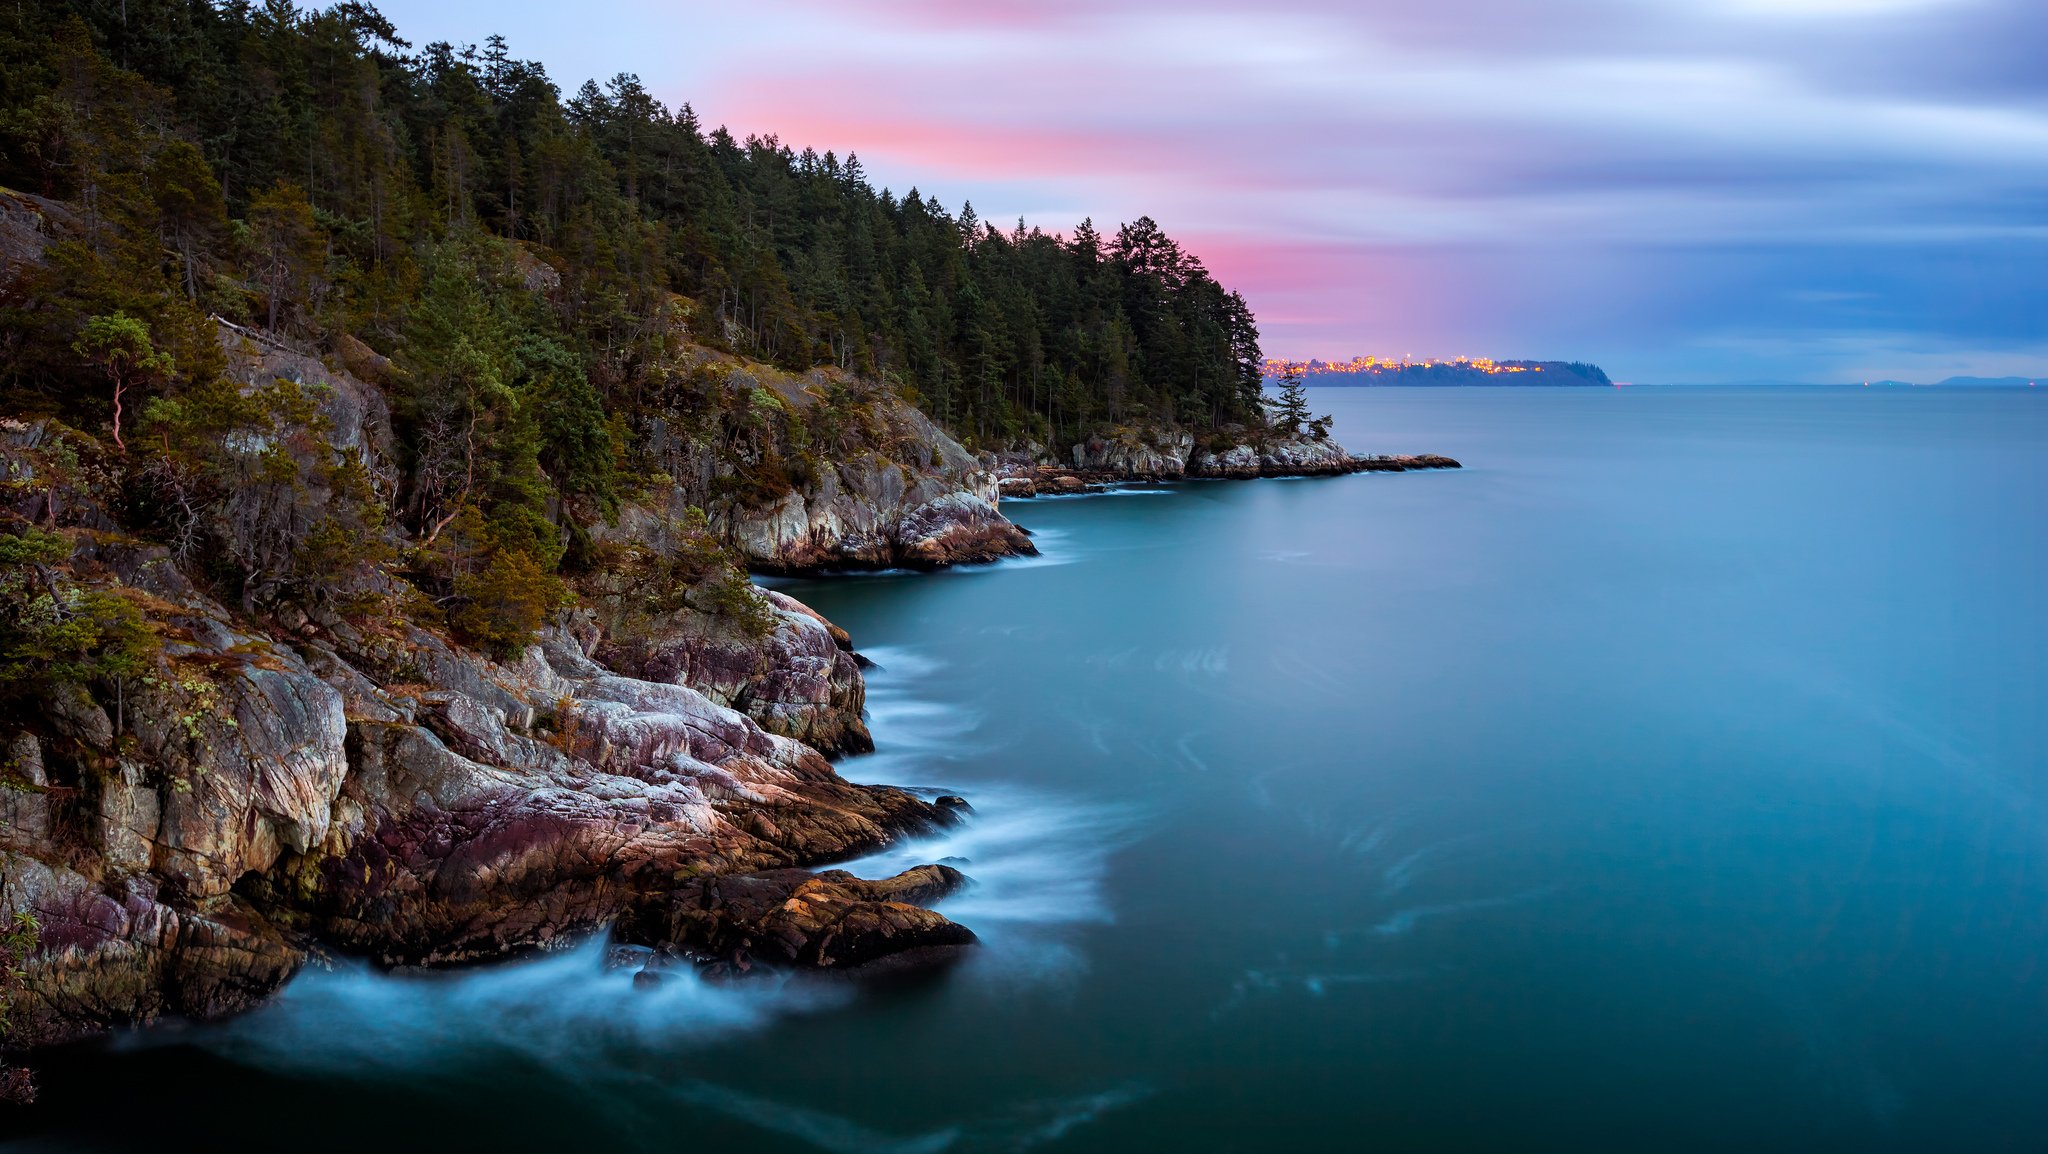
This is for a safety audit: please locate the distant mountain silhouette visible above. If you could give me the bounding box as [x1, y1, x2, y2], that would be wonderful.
[1863, 376, 2040, 388]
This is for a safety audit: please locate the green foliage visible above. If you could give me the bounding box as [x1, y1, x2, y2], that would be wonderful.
[581, 505, 772, 640]
[246, 182, 329, 334]
[0, 527, 69, 568]
[703, 567, 775, 640]
[449, 547, 569, 659]
[148, 139, 227, 300]
[72, 311, 172, 451]
[1267, 364, 1314, 438]
[0, 526, 159, 697]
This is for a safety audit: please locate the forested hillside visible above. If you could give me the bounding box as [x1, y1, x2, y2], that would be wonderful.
[0, 0, 1264, 452]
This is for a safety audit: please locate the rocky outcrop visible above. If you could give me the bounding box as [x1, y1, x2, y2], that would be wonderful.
[0, 413, 972, 1048]
[615, 863, 976, 979]
[1071, 429, 1194, 479]
[1, 576, 969, 1045]
[591, 588, 872, 757]
[996, 468, 1114, 499]
[721, 470, 1031, 572]
[251, 618, 951, 968]
[995, 426, 1461, 493]
[633, 366, 1035, 573]
[1189, 436, 1356, 477]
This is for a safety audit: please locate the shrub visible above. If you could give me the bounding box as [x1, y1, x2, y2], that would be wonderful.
[448, 548, 569, 660]
[0, 528, 159, 697]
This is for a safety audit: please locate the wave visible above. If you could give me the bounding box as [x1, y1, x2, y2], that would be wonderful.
[1370, 888, 1555, 937]
[613, 1072, 1150, 1154]
[145, 935, 846, 1077]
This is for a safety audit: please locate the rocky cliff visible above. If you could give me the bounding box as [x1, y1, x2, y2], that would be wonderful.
[619, 345, 1034, 574]
[0, 323, 986, 1051]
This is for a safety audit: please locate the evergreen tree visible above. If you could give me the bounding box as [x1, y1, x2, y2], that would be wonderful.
[1269, 364, 1312, 438]
[73, 311, 171, 452]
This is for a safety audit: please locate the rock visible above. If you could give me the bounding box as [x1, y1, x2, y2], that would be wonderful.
[130, 631, 350, 898]
[1071, 429, 1193, 479]
[616, 864, 976, 978]
[0, 853, 302, 1046]
[593, 588, 873, 756]
[0, 735, 50, 853]
[2, 572, 960, 1044]
[623, 370, 1035, 573]
[333, 333, 402, 387]
[605, 943, 655, 971]
[1190, 443, 1261, 478]
[995, 424, 1459, 489]
[1185, 437, 1463, 479]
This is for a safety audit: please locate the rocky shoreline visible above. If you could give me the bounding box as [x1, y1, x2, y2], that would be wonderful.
[0, 327, 1458, 1063]
[0, 329, 1006, 1054]
[993, 429, 1461, 497]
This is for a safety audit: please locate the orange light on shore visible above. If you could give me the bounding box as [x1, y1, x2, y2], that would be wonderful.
[1264, 355, 1539, 378]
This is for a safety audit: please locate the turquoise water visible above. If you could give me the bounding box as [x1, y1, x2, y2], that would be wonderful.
[11, 387, 2048, 1151]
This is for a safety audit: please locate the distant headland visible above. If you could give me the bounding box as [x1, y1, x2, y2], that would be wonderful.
[1264, 356, 1611, 387]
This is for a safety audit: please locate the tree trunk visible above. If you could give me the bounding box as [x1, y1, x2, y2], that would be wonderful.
[110, 374, 127, 452]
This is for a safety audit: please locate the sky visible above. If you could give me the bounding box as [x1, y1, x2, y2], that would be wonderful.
[364, 0, 2046, 383]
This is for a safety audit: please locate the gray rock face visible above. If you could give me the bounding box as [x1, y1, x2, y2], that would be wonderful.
[721, 469, 1028, 572]
[129, 623, 350, 897]
[1071, 430, 1195, 479]
[1189, 436, 1359, 477]
[1023, 423, 1462, 482]
[632, 375, 1035, 572]
[1060, 426, 1358, 480]
[592, 590, 871, 756]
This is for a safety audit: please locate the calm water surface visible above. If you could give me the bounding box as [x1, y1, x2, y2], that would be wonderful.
[10, 387, 2048, 1152]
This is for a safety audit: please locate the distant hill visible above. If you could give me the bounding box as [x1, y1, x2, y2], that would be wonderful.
[1865, 376, 2041, 388]
[1264, 357, 1611, 387]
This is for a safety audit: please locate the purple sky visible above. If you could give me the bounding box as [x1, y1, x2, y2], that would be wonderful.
[367, 0, 2046, 382]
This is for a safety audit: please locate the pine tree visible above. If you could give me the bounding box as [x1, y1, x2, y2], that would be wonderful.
[1269, 364, 1312, 438]
[73, 311, 172, 452]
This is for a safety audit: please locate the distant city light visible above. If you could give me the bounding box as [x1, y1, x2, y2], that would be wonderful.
[1263, 355, 1545, 379]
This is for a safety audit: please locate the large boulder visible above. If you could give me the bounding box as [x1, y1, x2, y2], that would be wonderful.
[591, 589, 871, 756]
[616, 864, 975, 977]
